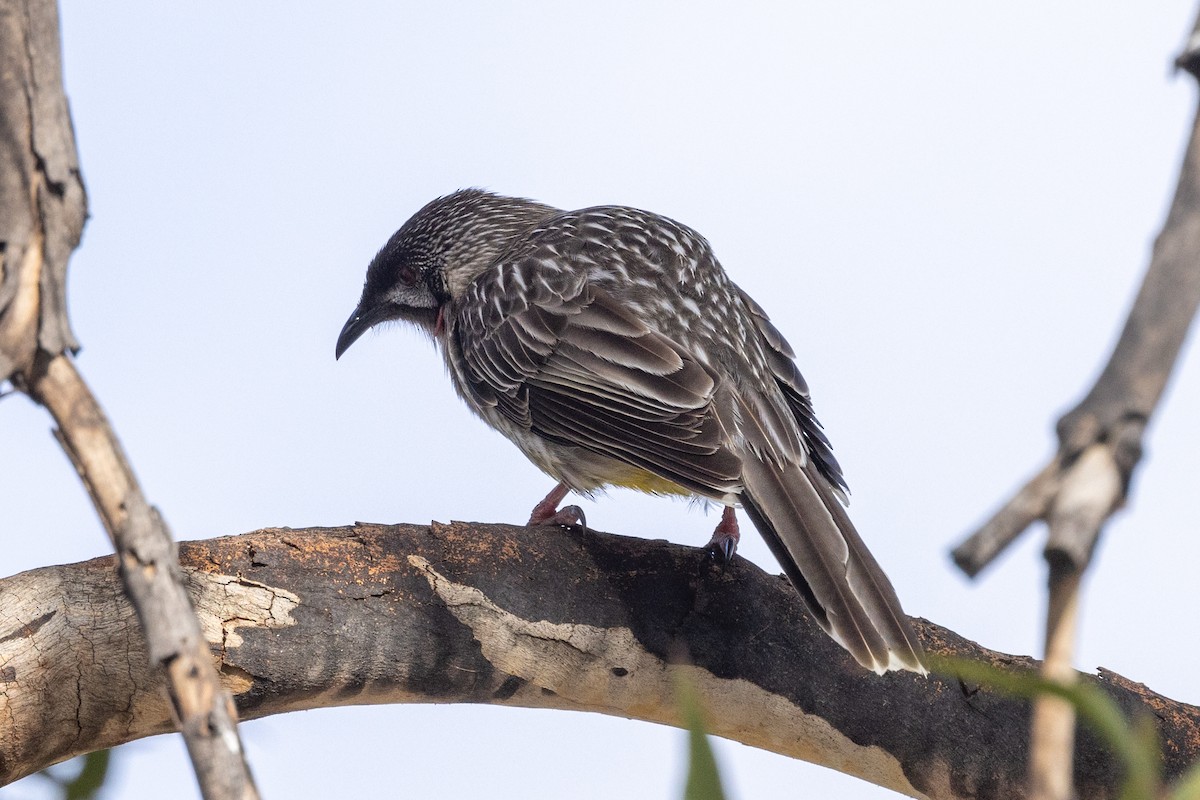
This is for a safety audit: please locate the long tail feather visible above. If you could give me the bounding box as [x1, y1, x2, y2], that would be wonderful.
[739, 456, 925, 674]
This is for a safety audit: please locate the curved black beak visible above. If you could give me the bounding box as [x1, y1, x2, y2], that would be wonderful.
[335, 302, 386, 359]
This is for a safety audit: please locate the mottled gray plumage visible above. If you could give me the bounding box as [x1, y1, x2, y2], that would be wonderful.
[336, 189, 924, 674]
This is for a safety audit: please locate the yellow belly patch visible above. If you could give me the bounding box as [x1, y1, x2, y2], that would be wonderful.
[604, 465, 691, 496]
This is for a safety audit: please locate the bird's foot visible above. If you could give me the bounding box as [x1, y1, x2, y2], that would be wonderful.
[531, 504, 588, 530]
[527, 482, 588, 531]
[704, 506, 740, 564]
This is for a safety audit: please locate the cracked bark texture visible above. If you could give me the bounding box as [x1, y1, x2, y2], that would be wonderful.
[2, 523, 1197, 799]
[0, 0, 84, 380]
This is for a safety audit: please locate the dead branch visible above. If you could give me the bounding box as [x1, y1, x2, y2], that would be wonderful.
[951, 9, 1200, 799]
[951, 17, 1200, 584]
[0, 1, 258, 796]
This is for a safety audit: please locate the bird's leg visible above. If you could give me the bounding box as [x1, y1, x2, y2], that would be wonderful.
[705, 506, 741, 563]
[527, 481, 587, 530]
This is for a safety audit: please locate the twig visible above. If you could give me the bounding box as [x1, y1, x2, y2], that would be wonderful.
[950, 461, 1061, 577]
[21, 353, 261, 800]
[1028, 561, 1083, 800]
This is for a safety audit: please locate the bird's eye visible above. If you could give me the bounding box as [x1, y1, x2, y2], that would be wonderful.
[397, 265, 418, 285]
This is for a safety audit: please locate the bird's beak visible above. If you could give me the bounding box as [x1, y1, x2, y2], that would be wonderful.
[335, 302, 386, 359]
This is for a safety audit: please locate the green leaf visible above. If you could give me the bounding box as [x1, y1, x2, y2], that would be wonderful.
[1168, 758, 1200, 800]
[36, 750, 112, 800]
[64, 750, 110, 800]
[677, 678, 727, 800]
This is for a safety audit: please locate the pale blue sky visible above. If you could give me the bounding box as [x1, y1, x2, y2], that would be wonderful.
[4, 2, 1199, 798]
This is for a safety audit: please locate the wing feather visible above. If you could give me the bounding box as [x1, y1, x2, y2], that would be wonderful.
[734, 285, 849, 498]
[456, 258, 740, 498]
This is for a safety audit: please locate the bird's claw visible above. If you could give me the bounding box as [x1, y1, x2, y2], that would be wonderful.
[703, 505, 741, 566]
[528, 504, 587, 532]
[558, 504, 588, 532]
[705, 534, 738, 565]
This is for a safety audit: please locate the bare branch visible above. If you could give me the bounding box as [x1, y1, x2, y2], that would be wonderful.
[3, 523, 1198, 800]
[951, 10, 1200, 796]
[954, 18, 1200, 577]
[1027, 562, 1084, 800]
[16, 352, 260, 799]
[0, 2, 258, 796]
[950, 462, 1061, 578]
[958, 20, 1200, 784]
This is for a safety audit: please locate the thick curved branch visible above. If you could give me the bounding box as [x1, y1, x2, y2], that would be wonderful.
[2, 523, 1197, 799]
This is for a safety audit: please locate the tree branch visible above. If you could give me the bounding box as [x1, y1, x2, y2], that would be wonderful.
[2, 523, 1197, 799]
[950, 9, 1200, 797]
[17, 352, 261, 799]
[0, 2, 258, 796]
[951, 30, 1200, 580]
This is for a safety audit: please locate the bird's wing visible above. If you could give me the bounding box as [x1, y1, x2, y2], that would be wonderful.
[734, 285, 850, 500]
[455, 262, 742, 497]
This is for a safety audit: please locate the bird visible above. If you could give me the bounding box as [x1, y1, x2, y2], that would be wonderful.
[335, 189, 925, 674]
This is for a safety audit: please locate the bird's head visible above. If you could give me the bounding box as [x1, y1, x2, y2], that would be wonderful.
[336, 189, 557, 359]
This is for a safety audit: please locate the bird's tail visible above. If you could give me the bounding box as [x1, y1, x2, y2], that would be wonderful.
[739, 455, 925, 674]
